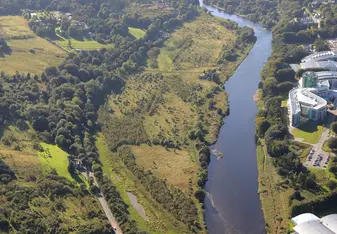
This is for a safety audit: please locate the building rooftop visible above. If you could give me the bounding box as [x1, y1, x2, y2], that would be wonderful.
[292, 213, 320, 225]
[300, 60, 337, 71]
[316, 71, 337, 80]
[297, 88, 327, 110]
[292, 213, 337, 234]
[289, 88, 301, 115]
[301, 51, 337, 63]
[294, 220, 335, 234]
[322, 214, 337, 233]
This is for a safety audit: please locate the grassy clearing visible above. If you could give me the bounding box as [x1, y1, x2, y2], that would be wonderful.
[131, 144, 198, 191]
[124, 4, 175, 20]
[0, 149, 41, 182]
[257, 142, 294, 234]
[0, 16, 34, 39]
[96, 133, 188, 234]
[38, 143, 73, 182]
[55, 37, 113, 51]
[0, 16, 66, 75]
[291, 121, 324, 144]
[155, 14, 235, 72]
[54, 28, 114, 51]
[129, 27, 146, 39]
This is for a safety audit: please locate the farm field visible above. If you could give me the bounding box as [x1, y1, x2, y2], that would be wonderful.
[0, 16, 66, 75]
[128, 27, 146, 39]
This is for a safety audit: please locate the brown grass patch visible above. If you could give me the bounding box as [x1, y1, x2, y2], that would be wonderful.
[131, 144, 198, 191]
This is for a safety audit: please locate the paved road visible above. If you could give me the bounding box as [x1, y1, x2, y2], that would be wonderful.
[85, 172, 123, 234]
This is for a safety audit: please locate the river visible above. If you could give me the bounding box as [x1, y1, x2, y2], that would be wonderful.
[199, 1, 272, 233]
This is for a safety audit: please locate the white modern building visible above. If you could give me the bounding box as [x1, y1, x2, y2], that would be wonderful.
[290, 51, 337, 72]
[288, 71, 337, 126]
[292, 213, 337, 234]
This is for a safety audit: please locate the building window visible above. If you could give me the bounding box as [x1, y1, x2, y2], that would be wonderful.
[312, 110, 316, 119]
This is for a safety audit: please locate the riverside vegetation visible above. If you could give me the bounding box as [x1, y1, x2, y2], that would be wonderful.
[0, 0, 256, 233]
[208, 0, 337, 233]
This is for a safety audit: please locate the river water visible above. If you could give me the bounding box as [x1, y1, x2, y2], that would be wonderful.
[199, 1, 272, 233]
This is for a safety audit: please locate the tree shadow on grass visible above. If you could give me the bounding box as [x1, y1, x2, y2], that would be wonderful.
[297, 121, 319, 133]
[72, 172, 87, 186]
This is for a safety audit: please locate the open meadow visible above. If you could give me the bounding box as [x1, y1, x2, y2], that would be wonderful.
[131, 144, 198, 191]
[156, 14, 236, 72]
[0, 16, 66, 75]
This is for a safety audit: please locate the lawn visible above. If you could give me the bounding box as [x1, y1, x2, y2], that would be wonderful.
[291, 121, 324, 144]
[0, 16, 66, 75]
[38, 143, 74, 182]
[130, 144, 198, 191]
[128, 27, 145, 39]
[322, 141, 331, 152]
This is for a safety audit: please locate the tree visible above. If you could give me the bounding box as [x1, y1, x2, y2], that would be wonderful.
[292, 191, 302, 200]
[331, 122, 337, 135]
[327, 180, 337, 190]
[68, 40, 72, 49]
[327, 137, 337, 150]
[314, 39, 329, 52]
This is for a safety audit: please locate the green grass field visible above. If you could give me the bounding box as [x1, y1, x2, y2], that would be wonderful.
[0, 16, 66, 75]
[38, 143, 74, 181]
[128, 27, 145, 39]
[291, 122, 324, 144]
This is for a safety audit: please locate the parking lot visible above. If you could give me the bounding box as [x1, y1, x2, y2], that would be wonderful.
[302, 127, 333, 169]
[304, 147, 331, 168]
